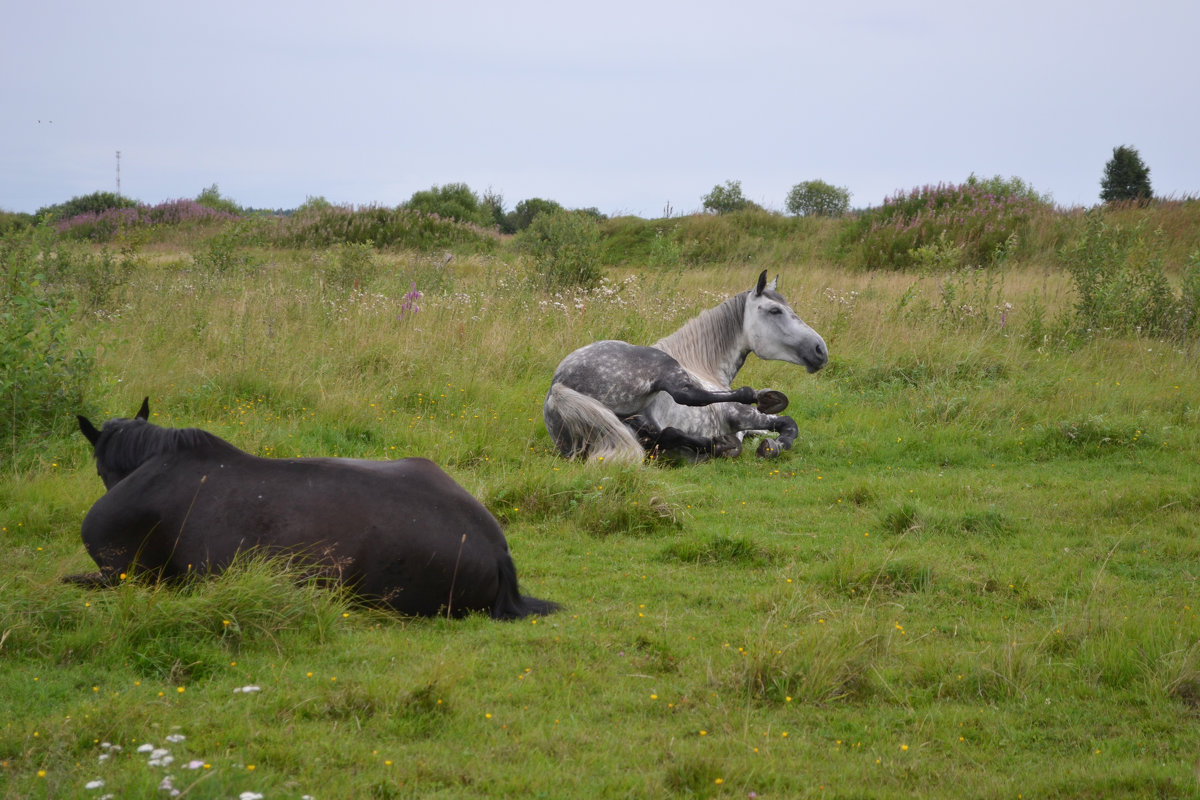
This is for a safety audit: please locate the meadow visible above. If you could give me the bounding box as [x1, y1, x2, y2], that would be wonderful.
[2, 200, 1199, 798]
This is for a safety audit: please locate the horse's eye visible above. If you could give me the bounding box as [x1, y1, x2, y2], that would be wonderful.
[768, 307, 783, 315]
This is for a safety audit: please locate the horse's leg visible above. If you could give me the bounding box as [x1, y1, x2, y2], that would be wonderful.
[755, 390, 789, 415]
[624, 416, 743, 461]
[719, 406, 800, 459]
[653, 367, 788, 414]
[62, 571, 114, 588]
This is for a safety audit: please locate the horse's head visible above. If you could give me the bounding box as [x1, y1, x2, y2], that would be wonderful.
[78, 397, 153, 489]
[743, 271, 828, 373]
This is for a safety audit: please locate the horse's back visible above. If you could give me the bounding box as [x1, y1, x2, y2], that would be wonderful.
[552, 340, 688, 413]
[83, 451, 505, 573]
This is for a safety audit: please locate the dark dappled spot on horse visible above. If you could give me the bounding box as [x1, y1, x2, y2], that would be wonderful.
[544, 270, 828, 463]
[70, 398, 558, 620]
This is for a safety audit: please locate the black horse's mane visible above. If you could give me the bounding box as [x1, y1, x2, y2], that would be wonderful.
[95, 418, 237, 477]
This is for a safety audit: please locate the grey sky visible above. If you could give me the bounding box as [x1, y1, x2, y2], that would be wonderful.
[4, 0, 1196, 216]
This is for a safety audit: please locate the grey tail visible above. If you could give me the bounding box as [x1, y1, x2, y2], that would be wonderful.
[544, 383, 644, 463]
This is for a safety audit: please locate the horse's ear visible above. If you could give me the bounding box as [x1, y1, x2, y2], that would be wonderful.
[78, 415, 101, 445]
[136, 397, 150, 420]
[754, 270, 768, 295]
[768, 274, 779, 292]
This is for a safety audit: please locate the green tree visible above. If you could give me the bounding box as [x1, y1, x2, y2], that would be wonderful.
[785, 180, 851, 217]
[1100, 145, 1152, 203]
[702, 180, 750, 214]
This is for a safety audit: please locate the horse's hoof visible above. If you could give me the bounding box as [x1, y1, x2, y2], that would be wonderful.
[756, 438, 784, 459]
[756, 389, 789, 415]
[712, 433, 743, 459]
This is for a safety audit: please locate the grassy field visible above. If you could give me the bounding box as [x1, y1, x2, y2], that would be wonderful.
[2, 234, 1199, 798]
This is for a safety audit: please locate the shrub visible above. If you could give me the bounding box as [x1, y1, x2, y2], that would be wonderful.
[518, 209, 602, 288]
[786, 180, 851, 217]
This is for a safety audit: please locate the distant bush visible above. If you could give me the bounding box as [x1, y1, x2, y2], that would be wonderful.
[55, 199, 241, 241]
[196, 184, 245, 215]
[276, 203, 498, 252]
[37, 191, 138, 223]
[840, 177, 1053, 269]
[786, 180, 851, 217]
[405, 183, 495, 228]
[518, 209, 602, 288]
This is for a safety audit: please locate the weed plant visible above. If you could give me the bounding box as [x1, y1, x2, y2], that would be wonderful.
[2, 217, 1199, 797]
[1060, 211, 1200, 340]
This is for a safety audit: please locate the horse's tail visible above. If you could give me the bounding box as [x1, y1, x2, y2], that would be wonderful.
[491, 552, 560, 620]
[543, 383, 644, 463]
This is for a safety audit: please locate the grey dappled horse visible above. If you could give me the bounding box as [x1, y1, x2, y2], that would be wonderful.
[71, 399, 558, 619]
[544, 271, 828, 463]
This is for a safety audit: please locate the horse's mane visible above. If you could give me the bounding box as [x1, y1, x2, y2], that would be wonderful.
[653, 291, 749, 386]
[95, 419, 236, 478]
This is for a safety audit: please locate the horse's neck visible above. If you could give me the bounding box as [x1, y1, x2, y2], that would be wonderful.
[139, 426, 239, 464]
[654, 294, 748, 387]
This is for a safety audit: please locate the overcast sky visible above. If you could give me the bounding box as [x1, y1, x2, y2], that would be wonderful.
[4, 0, 1197, 217]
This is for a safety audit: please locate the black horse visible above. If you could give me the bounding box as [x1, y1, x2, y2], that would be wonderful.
[70, 399, 558, 620]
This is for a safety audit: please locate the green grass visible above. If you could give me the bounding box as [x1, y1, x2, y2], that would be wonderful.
[2, 238, 1199, 798]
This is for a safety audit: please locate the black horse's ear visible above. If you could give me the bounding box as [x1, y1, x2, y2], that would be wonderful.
[136, 397, 150, 420]
[755, 270, 768, 295]
[78, 415, 101, 445]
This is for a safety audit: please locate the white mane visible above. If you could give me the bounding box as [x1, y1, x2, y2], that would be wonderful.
[653, 293, 748, 387]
